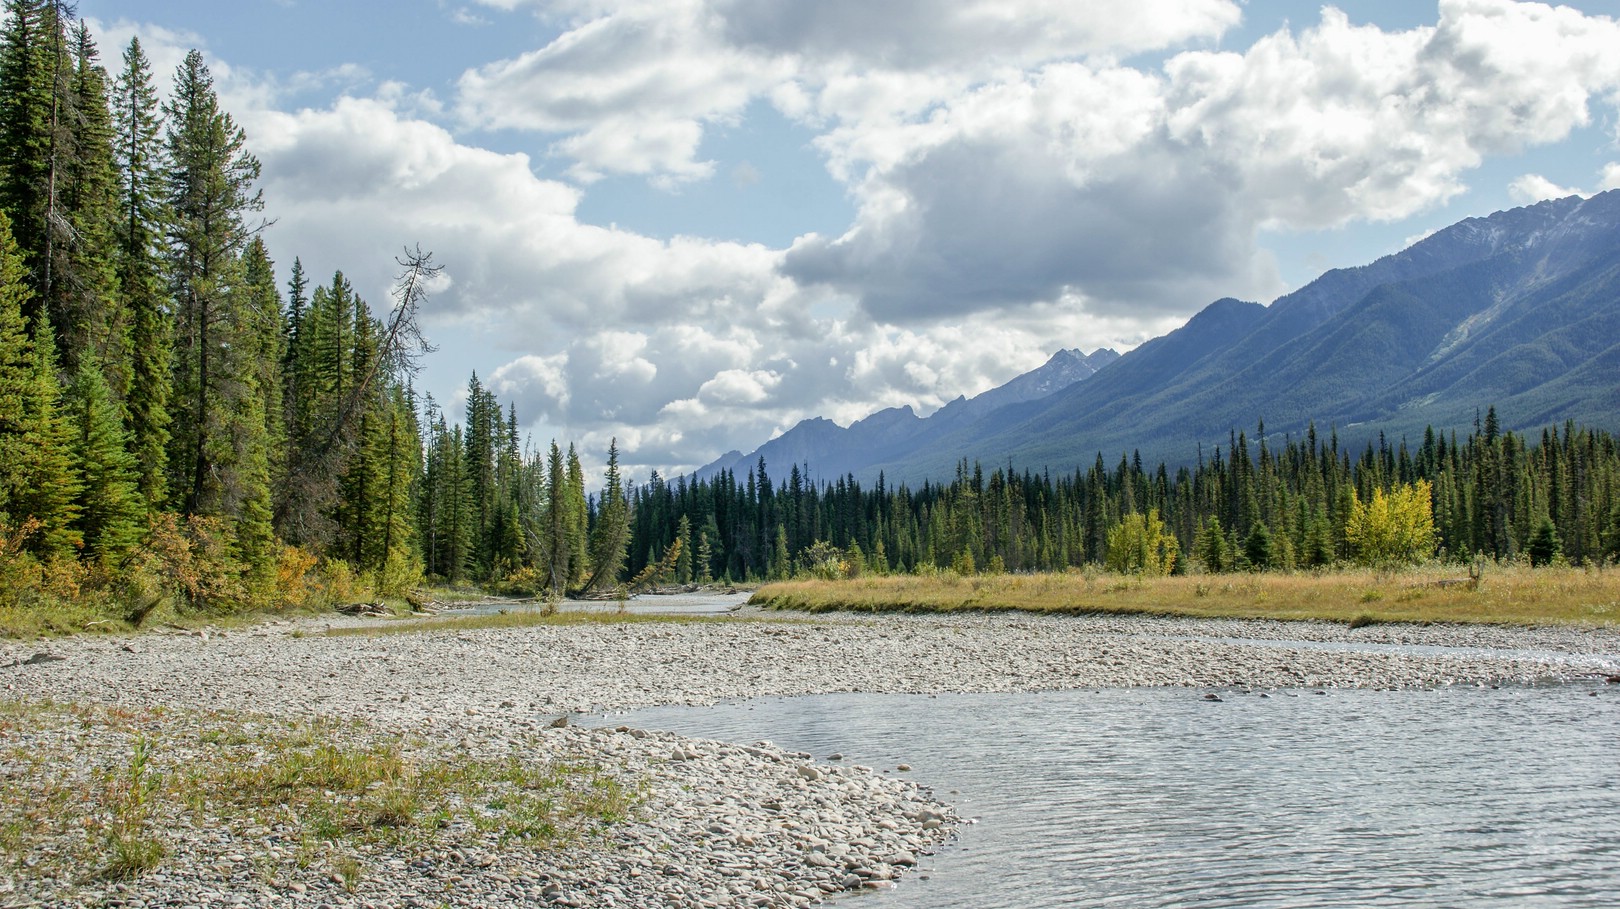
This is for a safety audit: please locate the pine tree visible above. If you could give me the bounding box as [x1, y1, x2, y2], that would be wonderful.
[240, 238, 284, 483]
[565, 444, 590, 587]
[55, 20, 120, 378]
[1194, 515, 1228, 573]
[0, 0, 58, 326]
[359, 384, 422, 592]
[162, 49, 270, 577]
[583, 438, 630, 593]
[275, 271, 352, 545]
[424, 420, 474, 581]
[280, 257, 307, 448]
[162, 48, 262, 507]
[674, 513, 693, 584]
[1244, 521, 1275, 571]
[335, 289, 380, 565]
[0, 211, 78, 557]
[541, 440, 573, 596]
[66, 355, 142, 562]
[1526, 518, 1561, 567]
[111, 36, 170, 510]
[695, 529, 714, 584]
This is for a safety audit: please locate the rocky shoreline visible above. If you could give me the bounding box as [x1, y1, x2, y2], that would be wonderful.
[3, 606, 1617, 908]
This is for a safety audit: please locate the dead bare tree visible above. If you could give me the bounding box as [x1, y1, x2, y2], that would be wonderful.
[273, 246, 439, 540]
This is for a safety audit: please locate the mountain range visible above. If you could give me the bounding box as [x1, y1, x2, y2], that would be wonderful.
[697, 347, 1120, 480]
[703, 190, 1620, 485]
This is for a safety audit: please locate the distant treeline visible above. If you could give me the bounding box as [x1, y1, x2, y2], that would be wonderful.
[617, 411, 1620, 582]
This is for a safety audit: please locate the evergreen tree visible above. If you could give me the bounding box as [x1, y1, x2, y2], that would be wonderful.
[365, 385, 422, 592]
[335, 287, 381, 566]
[240, 238, 284, 481]
[674, 513, 693, 584]
[583, 438, 630, 593]
[66, 354, 142, 562]
[425, 420, 475, 581]
[162, 48, 264, 524]
[276, 270, 353, 546]
[111, 36, 169, 510]
[541, 441, 574, 596]
[0, 211, 78, 557]
[1244, 521, 1275, 571]
[280, 257, 307, 448]
[55, 20, 120, 377]
[1194, 515, 1228, 573]
[565, 444, 590, 587]
[0, 0, 59, 326]
[1526, 518, 1561, 567]
[695, 529, 714, 584]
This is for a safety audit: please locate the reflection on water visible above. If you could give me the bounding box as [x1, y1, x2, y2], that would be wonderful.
[605, 684, 1620, 908]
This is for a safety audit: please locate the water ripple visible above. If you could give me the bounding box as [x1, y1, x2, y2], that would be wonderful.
[607, 684, 1620, 907]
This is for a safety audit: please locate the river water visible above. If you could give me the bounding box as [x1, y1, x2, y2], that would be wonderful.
[605, 682, 1620, 907]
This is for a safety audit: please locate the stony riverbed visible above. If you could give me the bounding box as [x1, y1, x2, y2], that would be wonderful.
[2, 607, 1617, 908]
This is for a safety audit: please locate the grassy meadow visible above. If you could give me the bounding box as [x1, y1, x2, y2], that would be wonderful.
[751, 565, 1620, 627]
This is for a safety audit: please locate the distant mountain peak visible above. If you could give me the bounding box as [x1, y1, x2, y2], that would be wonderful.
[692, 345, 1115, 481]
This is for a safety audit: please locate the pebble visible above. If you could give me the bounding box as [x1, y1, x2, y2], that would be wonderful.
[2, 606, 1615, 909]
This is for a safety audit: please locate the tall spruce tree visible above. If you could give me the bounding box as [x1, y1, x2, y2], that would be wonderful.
[0, 209, 79, 556]
[0, 0, 58, 327]
[162, 49, 272, 577]
[374, 385, 423, 589]
[111, 36, 170, 510]
[541, 440, 573, 596]
[582, 438, 630, 593]
[55, 20, 119, 378]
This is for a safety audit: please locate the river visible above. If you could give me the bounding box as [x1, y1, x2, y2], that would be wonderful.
[603, 682, 1620, 907]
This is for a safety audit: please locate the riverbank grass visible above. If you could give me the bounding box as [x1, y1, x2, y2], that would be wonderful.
[0, 700, 642, 901]
[753, 564, 1620, 626]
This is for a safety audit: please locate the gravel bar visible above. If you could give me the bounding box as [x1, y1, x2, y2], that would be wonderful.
[3, 608, 1617, 908]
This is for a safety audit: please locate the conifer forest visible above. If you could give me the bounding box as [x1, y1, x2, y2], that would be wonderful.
[3, 4, 1620, 625]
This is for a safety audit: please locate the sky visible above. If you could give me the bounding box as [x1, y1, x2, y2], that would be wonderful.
[76, 0, 1620, 482]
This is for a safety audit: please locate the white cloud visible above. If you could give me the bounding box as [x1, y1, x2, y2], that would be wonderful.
[456, 1, 780, 184]
[1600, 162, 1620, 191]
[1509, 173, 1582, 203]
[488, 354, 570, 413]
[698, 369, 781, 406]
[454, 0, 1241, 184]
[787, 0, 1620, 322]
[708, 0, 1242, 70]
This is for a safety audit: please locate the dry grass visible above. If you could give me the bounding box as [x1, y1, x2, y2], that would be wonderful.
[752, 564, 1620, 627]
[0, 700, 643, 897]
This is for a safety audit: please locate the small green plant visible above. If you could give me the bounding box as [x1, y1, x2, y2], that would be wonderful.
[100, 736, 166, 879]
[330, 851, 364, 892]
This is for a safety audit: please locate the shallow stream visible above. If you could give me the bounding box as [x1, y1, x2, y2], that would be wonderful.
[605, 682, 1620, 907]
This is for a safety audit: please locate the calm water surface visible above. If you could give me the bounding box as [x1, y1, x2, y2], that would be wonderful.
[604, 684, 1620, 907]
